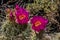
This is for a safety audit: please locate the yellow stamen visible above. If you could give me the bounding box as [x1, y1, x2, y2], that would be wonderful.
[35, 21, 41, 27]
[19, 14, 26, 20]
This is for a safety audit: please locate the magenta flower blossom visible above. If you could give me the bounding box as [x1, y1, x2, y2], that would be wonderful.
[15, 5, 29, 24]
[9, 12, 14, 21]
[31, 16, 48, 32]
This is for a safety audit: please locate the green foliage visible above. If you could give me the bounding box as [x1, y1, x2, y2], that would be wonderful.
[26, 0, 58, 14]
[1, 20, 30, 40]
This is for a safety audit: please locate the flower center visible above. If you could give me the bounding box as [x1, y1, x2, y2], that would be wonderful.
[19, 14, 26, 20]
[35, 21, 41, 27]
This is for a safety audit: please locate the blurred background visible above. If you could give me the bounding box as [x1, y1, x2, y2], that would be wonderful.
[0, 0, 60, 40]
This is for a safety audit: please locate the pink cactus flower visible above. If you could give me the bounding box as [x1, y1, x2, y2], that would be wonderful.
[9, 12, 14, 20]
[31, 16, 48, 32]
[15, 5, 29, 24]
